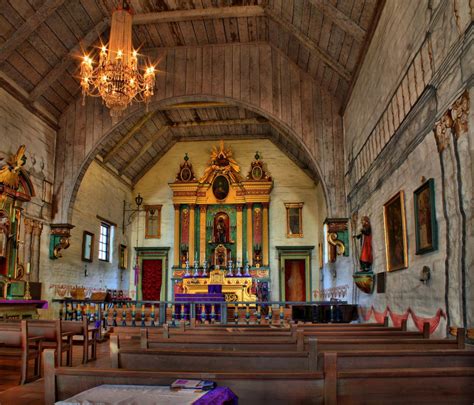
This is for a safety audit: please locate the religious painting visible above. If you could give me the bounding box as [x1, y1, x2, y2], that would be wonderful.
[213, 212, 230, 244]
[285, 203, 304, 238]
[414, 178, 438, 254]
[81, 231, 94, 262]
[119, 244, 128, 269]
[145, 205, 162, 239]
[42, 179, 53, 204]
[383, 191, 408, 271]
[212, 175, 230, 200]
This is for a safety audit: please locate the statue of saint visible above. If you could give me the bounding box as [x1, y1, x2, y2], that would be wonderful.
[355, 216, 373, 272]
[216, 217, 226, 243]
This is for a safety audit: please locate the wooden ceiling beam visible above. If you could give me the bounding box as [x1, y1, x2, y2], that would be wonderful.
[172, 117, 268, 128]
[307, 0, 366, 43]
[30, 17, 110, 102]
[103, 110, 156, 163]
[265, 8, 351, 82]
[120, 126, 169, 175]
[158, 102, 230, 110]
[0, 0, 66, 65]
[133, 6, 265, 25]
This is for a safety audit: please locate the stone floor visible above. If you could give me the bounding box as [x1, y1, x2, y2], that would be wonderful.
[0, 341, 110, 405]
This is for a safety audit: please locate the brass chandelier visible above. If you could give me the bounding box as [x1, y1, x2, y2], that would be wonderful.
[80, 2, 156, 118]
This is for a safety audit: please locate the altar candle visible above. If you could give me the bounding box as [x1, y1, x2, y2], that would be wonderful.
[26, 263, 30, 275]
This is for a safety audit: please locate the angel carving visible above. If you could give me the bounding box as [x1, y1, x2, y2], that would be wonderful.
[0, 145, 27, 189]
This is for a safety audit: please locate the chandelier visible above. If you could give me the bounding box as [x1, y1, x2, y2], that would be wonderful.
[80, 2, 156, 118]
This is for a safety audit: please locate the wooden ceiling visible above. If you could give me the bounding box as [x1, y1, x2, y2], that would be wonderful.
[0, 0, 383, 184]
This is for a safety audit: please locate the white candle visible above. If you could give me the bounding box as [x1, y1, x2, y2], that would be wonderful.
[26, 263, 30, 275]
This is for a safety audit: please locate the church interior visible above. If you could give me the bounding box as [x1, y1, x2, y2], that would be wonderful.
[0, 0, 473, 403]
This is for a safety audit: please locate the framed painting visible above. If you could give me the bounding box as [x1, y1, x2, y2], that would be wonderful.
[285, 203, 304, 238]
[212, 175, 230, 200]
[145, 205, 162, 239]
[414, 178, 438, 254]
[119, 244, 128, 269]
[383, 191, 408, 271]
[81, 231, 94, 262]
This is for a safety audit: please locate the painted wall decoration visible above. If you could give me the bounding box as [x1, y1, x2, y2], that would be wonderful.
[383, 191, 408, 271]
[414, 178, 438, 254]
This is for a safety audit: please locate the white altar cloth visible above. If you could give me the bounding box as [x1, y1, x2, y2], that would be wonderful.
[55, 384, 207, 405]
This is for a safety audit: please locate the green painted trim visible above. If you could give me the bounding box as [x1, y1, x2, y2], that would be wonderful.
[277, 247, 314, 302]
[135, 248, 169, 301]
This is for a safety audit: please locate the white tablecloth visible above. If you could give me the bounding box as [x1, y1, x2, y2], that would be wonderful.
[55, 384, 208, 405]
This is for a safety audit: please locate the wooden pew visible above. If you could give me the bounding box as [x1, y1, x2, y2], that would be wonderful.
[317, 349, 474, 371]
[43, 349, 325, 405]
[323, 352, 474, 404]
[62, 319, 99, 364]
[0, 320, 43, 384]
[110, 334, 318, 372]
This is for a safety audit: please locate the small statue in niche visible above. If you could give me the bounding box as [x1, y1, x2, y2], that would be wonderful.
[354, 216, 373, 272]
[216, 217, 226, 243]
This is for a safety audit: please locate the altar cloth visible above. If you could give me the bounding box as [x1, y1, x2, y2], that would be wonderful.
[55, 384, 237, 405]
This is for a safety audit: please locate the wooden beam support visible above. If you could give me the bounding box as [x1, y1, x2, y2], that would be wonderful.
[103, 111, 156, 163]
[265, 8, 351, 82]
[307, 0, 366, 43]
[120, 126, 169, 175]
[133, 6, 264, 25]
[30, 17, 110, 102]
[158, 102, 230, 110]
[0, 0, 66, 64]
[172, 117, 268, 128]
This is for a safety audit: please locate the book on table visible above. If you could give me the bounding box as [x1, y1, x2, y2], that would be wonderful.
[171, 379, 216, 391]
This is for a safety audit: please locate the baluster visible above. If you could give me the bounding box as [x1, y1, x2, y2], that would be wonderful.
[76, 303, 82, 321]
[180, 304, 185, 325]
[245, 304, 250, 324]
[172, 304, 176, 327]
[234, 307, 239, 324]
[140, 304, 146, 327]
[85, 303, 91, 321]
[131, 304, 137, 327]
[201, 304, 206, 324]
[112, 304, 117, 327]
[256, 304, 261, 325]
[121, 304, 127, 326]
[268, 305, 273, 325]
[58, 302, 64, 320]
[103, 304, 109, 329]
[150, 304, 155, 327]
[211, 305, 216, 324]
[279, 305, 284, 326]
[66, 303, 72, 320]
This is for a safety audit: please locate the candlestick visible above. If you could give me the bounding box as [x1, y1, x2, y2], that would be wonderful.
[202, 260, 208, 277]
[26, 262, 30, 275]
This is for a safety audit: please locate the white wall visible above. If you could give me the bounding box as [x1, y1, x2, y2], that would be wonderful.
[132, 139, 326, 301]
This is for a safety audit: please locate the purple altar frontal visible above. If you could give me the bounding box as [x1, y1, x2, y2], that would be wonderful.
[174, 294, 224, 321]
[0, 299, 48, 308]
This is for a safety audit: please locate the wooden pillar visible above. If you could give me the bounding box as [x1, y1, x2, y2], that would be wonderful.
[262, 203, 269, 267]
[246, 203, 253, 265]
[236, 205, 243, 264]
[173, 204, 180, 266]
[199, 205, 207, 264]
[189, 205, 196, 266]
[31, 221, 43, 282]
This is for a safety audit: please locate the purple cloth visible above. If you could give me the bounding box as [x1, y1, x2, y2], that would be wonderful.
[194, 387, 238, 405]
[208, 285, 222, 294]
[0, 299, 48, 309]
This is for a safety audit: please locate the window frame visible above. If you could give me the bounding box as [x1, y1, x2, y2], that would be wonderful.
[98, 222, 111, 262]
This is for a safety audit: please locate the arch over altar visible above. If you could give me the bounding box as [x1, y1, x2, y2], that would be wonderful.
[169, 141, 273, 301]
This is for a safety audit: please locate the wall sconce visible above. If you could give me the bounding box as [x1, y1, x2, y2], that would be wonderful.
[420, 266, 431, 284]
[122, 193, 144, 233]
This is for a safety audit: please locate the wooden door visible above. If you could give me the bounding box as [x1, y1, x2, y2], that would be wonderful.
[141, 259, 163, 301]
[284, 259, 306, 302]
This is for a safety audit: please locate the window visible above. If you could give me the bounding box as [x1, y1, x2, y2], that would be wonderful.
[285, 203, 304, 238]
[98, 222, 111, 261]
[145, 205, 162, 239]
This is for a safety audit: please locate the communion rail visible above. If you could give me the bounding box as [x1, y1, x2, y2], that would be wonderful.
[52, 299, 358, 336]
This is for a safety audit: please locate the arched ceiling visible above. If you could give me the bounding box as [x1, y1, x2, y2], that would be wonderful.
[0, 0, 383, 125]
[94, 101, 320, 185]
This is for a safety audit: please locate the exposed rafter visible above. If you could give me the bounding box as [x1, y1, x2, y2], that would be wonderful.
[307, 0, 366, 43]
[120, 126, 169, 175]
[265, 7, 351, 82]
[0, 0, 66, 65]
[171, 117, 268, 128]
[133, 6, 264, 25]
[103, 111, 156, 163]
[30, 17, 110, 102]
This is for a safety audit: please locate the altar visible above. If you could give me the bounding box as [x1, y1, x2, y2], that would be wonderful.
[169, 142, 273, 303]
[182, 269, 256, 304]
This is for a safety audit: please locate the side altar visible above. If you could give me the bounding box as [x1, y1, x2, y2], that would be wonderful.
[170, 142, 272, 303]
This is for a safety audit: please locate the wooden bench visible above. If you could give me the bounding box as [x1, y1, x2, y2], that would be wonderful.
[110, 334, 318, 372]
[0, 320, 42, 384]
[43, 348, 474, 404]
[62, 319, 99, 364]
